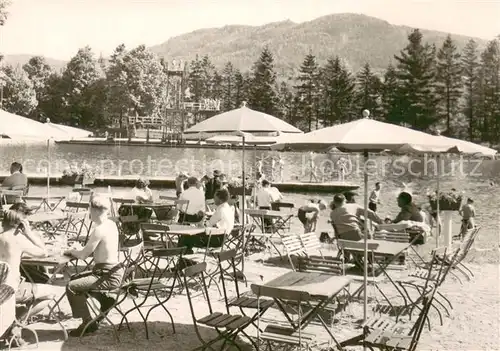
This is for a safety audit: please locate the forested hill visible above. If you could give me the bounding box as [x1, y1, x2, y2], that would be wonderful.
[148, 13, 486, 72]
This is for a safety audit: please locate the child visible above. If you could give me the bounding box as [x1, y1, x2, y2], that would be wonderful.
[459, 198, 476, 237]
[297, 199, 327, 233]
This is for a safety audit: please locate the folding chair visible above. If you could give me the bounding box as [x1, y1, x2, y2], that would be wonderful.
[251, 284, 318, 351]
[182, 262, 253, 351]
[72, 188, 92, 203]
[159, 195, 177, 202]
[114, 215, 144, 245]
[340, 286, 439, 351]
[64, 201, 90, 213]
[174, 199, 189, 224]
[118, 247, 186, 339]
[215, 250, 274, 349]
[433, 226, 480, 282]
[282, 234, 304, 270]
[373, 231, 411, 268]
[271, 202, 295, 231]
[139, 222, 173, 249]
[78, 241, 144, 341]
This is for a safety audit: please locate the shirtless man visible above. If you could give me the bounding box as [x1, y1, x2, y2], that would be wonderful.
[64, 194, 122, 337]
[0, 203, 56, 322]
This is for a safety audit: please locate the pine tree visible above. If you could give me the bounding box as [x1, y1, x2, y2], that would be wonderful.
[435, 35, 462, 135]
[188, 55, 205, 102]
[276, 81, 294, 123]
[0, 0, 10, 26]
[233, 69, 249, 108]
[106, 44, 128, 127]
[461, 39, 480, 140]
[381, 64, 404, 124]
[476, 39, 500, 144]
[249, 46, 278, 115]
[319, 56, 356, 126]
[394, 29, 439, 131]
[295, 53, 320, 131]
[221, 62, 235, 111]
[355, 63, 383, 119]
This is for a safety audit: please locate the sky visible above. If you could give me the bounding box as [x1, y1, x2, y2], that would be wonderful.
[1, 0, 499, 60]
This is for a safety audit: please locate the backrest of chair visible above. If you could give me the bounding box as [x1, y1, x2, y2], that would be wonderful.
[121, 241, 144, 281]
[214, 250, 239, 309]
[205, 198, 216, 212]
[251, 284, 310, 302]
[408, 285, 439, 351]
[274, 202, 294, 210]
[146, 247, 186, 290]
[458, 226, 480, 261]
[282, 234, 304, 256]
[160, 195, 177, 201]
[298, 256, 344, 276]
[182, 262, 212, 323]
[373, 231, 409, 243]
[175, 199, 189, 211]
[65, 201, 90, 212]
[0, 262, 10, 285]
[299, 232, 322, 253]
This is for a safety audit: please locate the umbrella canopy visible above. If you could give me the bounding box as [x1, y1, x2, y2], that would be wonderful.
[205, 134, 281, 145]
[184, 104, 303, 135]
[0, 109, 57, 140]
[271, 117, 457, 154]
[435, 135, 497, 157]
[44, 122, 93, 139]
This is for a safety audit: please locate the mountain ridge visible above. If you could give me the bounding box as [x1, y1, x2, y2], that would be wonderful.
[3, 13, 488, 74]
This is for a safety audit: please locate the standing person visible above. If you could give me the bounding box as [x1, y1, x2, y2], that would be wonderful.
[64, 195, 122, 337]
[308, 152, 318, 182]
[277, 155, 285, 182]
[369, 182, 382, 212]
[256, 159, 263, 175]
[175, 172, 188, 198]
[204, 170, 222, 200]
[459, 198, 476, 237]
[297, 200, 327, 233]
[178, 177, 206, 223]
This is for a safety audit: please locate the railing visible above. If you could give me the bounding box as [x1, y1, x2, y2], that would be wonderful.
[183, 99, 221, 111]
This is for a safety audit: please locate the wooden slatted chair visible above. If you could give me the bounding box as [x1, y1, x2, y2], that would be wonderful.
[250, 284, 318, 351]
[159, 195, 177, 202]
[215, 250, 274, 349]
[297, 256, 351, 315]
[281, 234, 304, 270]
[299, 232, 323, 257]
[182, 262, 253, 351]
[139, 222, 172, 249]
[174, 199, 189, 224]
[340, 285, 439, 351]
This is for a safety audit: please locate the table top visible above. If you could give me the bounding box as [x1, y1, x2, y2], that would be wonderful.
[24, 195, 66, 201]
[22, 254, 72, 266]
[166, 226, 226, 236]
[127, 201, 175, 208]
[247, 210, 289, 218]
[28, 211, 68, 223]
[345, 239, 410, 256]
[262, 271, 352, 300]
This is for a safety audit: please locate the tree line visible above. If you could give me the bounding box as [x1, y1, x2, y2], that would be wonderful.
[0, 18, 499, 144]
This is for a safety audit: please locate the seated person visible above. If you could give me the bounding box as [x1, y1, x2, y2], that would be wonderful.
[0, 203, 56, 324]
[297, 199, 327, 233]
[178, 189, 234, 254]
[256, 180, 274, 230]
[64, 194, 122, 337]
[393, 191, 424, 224]
[131, 178, 153, 204]
[1, 162, 28, 204]
[269, 184, 283, 203]
[330, 193, 382, 241]
[178, 177, 205, 223]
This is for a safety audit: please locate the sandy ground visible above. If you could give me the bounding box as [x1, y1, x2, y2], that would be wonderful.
[4, 239, 499, 351]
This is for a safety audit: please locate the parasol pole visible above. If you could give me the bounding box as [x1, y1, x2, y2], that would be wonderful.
[363, 150, 369, 323]
[241, 133, 246, 274]
[435, 154, 441, 248]
[47, 139, 51, 199]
